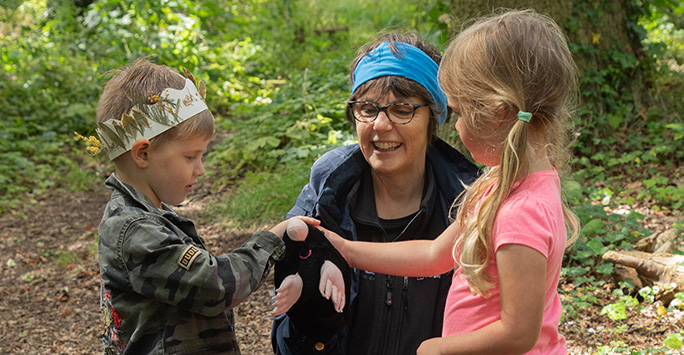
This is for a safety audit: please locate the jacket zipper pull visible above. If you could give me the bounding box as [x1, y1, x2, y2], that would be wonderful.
[386, 275, 393, 306]
[402, 277, 409, 309]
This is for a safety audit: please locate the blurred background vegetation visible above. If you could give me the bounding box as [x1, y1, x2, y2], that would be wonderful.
[1, 0, 683, 351]
[0, 0, 461, 217]
[1, 0, 682, 251]
[0, 0, 681, 222]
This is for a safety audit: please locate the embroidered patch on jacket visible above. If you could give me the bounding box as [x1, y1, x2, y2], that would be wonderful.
[177, 245, 202, 270]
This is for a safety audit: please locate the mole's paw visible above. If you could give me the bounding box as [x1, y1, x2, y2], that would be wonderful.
[272, 273, 304, 316]
[319, 260, 346, 313]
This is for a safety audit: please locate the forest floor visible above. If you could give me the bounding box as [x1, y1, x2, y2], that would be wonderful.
[0, 169, 682, 354]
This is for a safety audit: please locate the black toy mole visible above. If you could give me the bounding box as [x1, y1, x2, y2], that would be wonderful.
[273, 218, 351, 340]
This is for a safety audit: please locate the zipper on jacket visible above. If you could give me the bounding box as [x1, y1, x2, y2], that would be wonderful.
[402, 276, 409, 310]
[391, 276, 410, 353]
[381, 275, 395, 355]
[385, 275, 393, 306]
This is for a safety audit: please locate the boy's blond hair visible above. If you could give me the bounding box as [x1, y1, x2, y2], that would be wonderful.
[96, 58, 214, 164]
[441, 9, 580, 296]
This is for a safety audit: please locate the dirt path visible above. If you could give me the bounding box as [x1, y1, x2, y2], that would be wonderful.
[0, 185, 278, 354]
[0, 182, 681, 354]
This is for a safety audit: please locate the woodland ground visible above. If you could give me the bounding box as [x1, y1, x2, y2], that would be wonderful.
[0, 167, 682, 354]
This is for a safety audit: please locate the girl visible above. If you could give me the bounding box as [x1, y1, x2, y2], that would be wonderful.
[323, 9, 580, 354]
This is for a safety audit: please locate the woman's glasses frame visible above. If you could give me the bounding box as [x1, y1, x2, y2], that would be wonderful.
[347, 100, 428, 125]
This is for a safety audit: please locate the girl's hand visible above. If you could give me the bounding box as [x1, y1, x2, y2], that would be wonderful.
[317, 226, 351, 265]
[269, 216, 320, 239]
[416, 337, 442, 355]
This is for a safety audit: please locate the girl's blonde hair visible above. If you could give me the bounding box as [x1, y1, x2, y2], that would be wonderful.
[440, 9, 580, 296]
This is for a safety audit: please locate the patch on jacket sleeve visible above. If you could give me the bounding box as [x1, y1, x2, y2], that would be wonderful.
[177, 245, 202, 270]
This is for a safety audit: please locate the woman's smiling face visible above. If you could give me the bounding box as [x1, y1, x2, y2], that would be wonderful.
[355, 90, 430, 178]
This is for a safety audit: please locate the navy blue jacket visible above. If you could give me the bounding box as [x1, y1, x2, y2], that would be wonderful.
[272, 139, 479, 355]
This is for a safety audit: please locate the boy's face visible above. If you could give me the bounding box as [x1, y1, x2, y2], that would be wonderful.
[143, 134, 211, 207]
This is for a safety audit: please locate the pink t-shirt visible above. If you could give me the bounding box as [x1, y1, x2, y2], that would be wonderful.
[442, 170, 567, 354]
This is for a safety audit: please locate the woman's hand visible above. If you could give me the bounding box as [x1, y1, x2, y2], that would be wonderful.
[269, 216, 320, 239]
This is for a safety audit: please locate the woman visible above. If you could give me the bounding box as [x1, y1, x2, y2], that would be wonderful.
[272, 32, 480, 355]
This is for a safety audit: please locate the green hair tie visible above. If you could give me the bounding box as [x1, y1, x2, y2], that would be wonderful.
[518, 111, 532, 123]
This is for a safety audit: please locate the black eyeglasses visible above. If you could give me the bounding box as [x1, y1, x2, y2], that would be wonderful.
[347, 101, 428, 125]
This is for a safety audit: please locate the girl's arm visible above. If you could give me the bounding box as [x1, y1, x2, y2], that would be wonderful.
[321, 221, 460, 277]
[418, 244, 546, 355]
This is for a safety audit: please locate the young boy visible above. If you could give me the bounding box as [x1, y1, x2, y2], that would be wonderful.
[94, 59, 301, 354]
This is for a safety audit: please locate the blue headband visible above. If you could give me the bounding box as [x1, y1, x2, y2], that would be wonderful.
[352, 41, 448, 127]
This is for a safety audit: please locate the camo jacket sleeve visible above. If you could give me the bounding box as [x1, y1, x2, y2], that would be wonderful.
[113, 215, 284, 316]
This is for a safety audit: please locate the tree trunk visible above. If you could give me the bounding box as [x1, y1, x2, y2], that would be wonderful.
[448, 0, 571, 31]
[440, 0, 649, 154]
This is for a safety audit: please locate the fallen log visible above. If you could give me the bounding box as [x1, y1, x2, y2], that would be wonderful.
[634, 229, 680, 254]
[603, 249, 684, 304]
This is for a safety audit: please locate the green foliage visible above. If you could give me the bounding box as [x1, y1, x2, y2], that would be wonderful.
[55, 249, 82, 267]
[82, 0, 272, 111]
[571, 103, 683, 211]
[565, 0, 641, 154]
[560, 182, 650, 326]
[571, 116, 683, 212]
[0, 1, 103, 213]
[206, 65, 353, 184]
[601, 296, 638, 321]
[564, 0, 683, 215]
[564, 184, 648, 276]
[662, 292, 684, 350]
[640, 174, 684, 210]
[640, 5, 684, 122]
[1, 0, 451, 214]
[664, 332, 684, 350]
[204, 160, 312, 229]
[594, 285, 683, 354]
[568, 0, 683, 149]
[561, 280, 601, 320]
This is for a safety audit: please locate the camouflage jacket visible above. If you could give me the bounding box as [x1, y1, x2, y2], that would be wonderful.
[98, 174, 285, 354]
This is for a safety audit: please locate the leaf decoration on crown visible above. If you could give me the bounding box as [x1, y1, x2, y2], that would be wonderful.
[94, 68, 209, 160]
[183, 67, 207, 101]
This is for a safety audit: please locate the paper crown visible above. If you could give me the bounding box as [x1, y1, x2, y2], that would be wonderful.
[96, 77, 209, 160]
